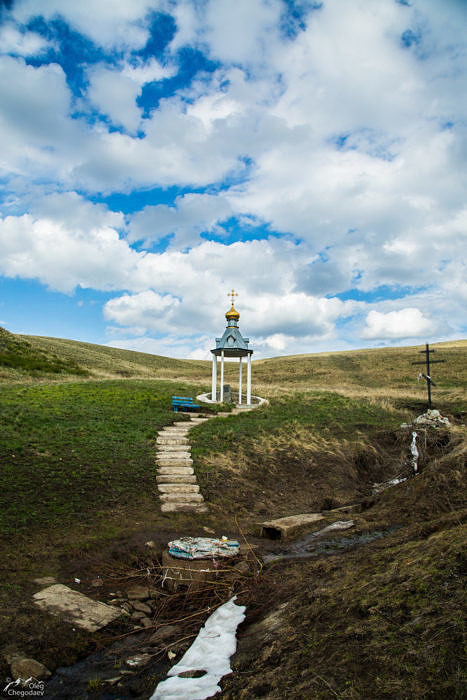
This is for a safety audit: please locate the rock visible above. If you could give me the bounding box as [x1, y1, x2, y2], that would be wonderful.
[145, 540, 156, 548]
[125, 654, 152, 667]
[149, 625, 181, 644]
[177, 669, 207, 678]
[130, 612, 145, 622]
[233, 561, 250, 575]
[139, 617, 153, 628]
[413, 409, 451, 428]
[33, 576, 57, 586]
[8, 655, 51, 681]
[91, 578, 104, 587]
[127, 585, 150, 601]
[108, 598, 125, 606]
[131, 600, 152, 615]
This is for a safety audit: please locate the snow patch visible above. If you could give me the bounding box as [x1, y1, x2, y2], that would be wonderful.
[151, 596, 246, 699]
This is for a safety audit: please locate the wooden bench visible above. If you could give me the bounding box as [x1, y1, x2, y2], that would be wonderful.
[172, 396, 201, 413]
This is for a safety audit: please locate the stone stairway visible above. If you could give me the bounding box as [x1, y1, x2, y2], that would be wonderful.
[155, 404, 260, 514]
[155, 414, 209, 513]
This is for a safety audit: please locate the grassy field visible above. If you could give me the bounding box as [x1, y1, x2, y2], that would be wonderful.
[0, 328, 466, 698]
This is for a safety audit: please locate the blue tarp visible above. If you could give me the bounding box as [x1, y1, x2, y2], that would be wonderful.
[168, 537, 240, 560]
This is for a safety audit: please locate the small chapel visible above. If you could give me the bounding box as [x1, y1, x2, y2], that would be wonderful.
[211, 291, 253, 405]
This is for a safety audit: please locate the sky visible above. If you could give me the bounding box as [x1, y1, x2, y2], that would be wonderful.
[0, 0, 466, 360]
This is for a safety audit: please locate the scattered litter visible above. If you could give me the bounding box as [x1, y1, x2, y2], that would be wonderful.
[74, 578, 81, 584]
[145, 541, 156, 549]
[152, 596, 246, 699]
[168, 537, 240, 560]
[411, 431, 419, 474]
[168, 651, 176, 661]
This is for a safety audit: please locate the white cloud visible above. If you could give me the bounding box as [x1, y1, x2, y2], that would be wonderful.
[87, 59, 176, 133]
[0, 23, 51, 56]
[87, 66, 143, 133]
[128, 194, 232, 247]
[362, 308, 434, 340]
[11, 0, 158, 49]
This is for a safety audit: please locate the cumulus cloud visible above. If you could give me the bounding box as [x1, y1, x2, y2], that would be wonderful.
[362, 308, 434, 340]
[128, 194, 232, 248]
[0, 23, 51, 56]
[10, 0, 158, 49]
[0, 0, 465, 354]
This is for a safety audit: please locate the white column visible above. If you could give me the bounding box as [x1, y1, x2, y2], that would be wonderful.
[220, 350, 225, 402]
[247, 352, 251, 405]
[238, 356, 243, 405]
[211, 354, 217, 402]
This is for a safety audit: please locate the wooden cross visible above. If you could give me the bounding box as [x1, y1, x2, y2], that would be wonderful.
[412, 343, 446, 409]
[228, 290, 238, 305]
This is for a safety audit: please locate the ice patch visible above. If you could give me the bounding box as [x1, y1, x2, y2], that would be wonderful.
[151, 596, 246, 700]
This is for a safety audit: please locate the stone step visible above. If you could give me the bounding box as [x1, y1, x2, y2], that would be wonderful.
[160, 492, 204, 503]
[161, 502, 209, 514]
[156, 452, 193, 464]
[158, 483, 200, 494]
[156, 474, 197, 484]
[157, 466, 194, 475]
[156, 458, 193, 467]
[157, 437, 189, 445]
[161, 424, 191, 430]
[160, 428, 191, 434]
[155, 444, 191, 452]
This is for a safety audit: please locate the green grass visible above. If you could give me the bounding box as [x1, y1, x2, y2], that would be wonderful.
[0, 379, 202, 533]
[191, 391, 408, 459]
[0, 327, 87, 377]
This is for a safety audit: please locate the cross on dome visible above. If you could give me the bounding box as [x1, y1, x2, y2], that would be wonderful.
[226, 289, 240, 321]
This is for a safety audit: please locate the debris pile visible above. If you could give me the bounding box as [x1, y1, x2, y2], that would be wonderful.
[401, 409, 450, 429]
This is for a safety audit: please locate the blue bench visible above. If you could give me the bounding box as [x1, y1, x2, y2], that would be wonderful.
[172, 396, 201, 413]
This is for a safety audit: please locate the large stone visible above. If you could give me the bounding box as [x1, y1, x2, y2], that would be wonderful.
[33, 584, 121, 632]
[7, 655, 51, 682]
[259, 513, 324, 540]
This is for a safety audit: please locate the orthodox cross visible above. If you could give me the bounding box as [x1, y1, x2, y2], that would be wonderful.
[412, 343, 446, 409]
[228, 289, 238, 305]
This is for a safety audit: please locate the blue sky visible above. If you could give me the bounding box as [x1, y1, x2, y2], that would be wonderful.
[0, 0, 466, 359]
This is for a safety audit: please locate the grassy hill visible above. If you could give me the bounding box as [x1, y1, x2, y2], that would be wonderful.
[0, 329, 465, 698]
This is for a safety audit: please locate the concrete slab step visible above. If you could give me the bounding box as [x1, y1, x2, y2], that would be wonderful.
[157, 466, 194, 475]
[158, 483, 200, 494]
[156, 459, 193, 468]
[155, 449, 191, 456]
[161, 503, 208, 514]
[157, 437, 189, 445]
[155, 444, 191, 452]
[160, 493, 204, 503]
[156, 453, 192, 462]
[156, 474, 197, 484]
[161, 424, 191, 430]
